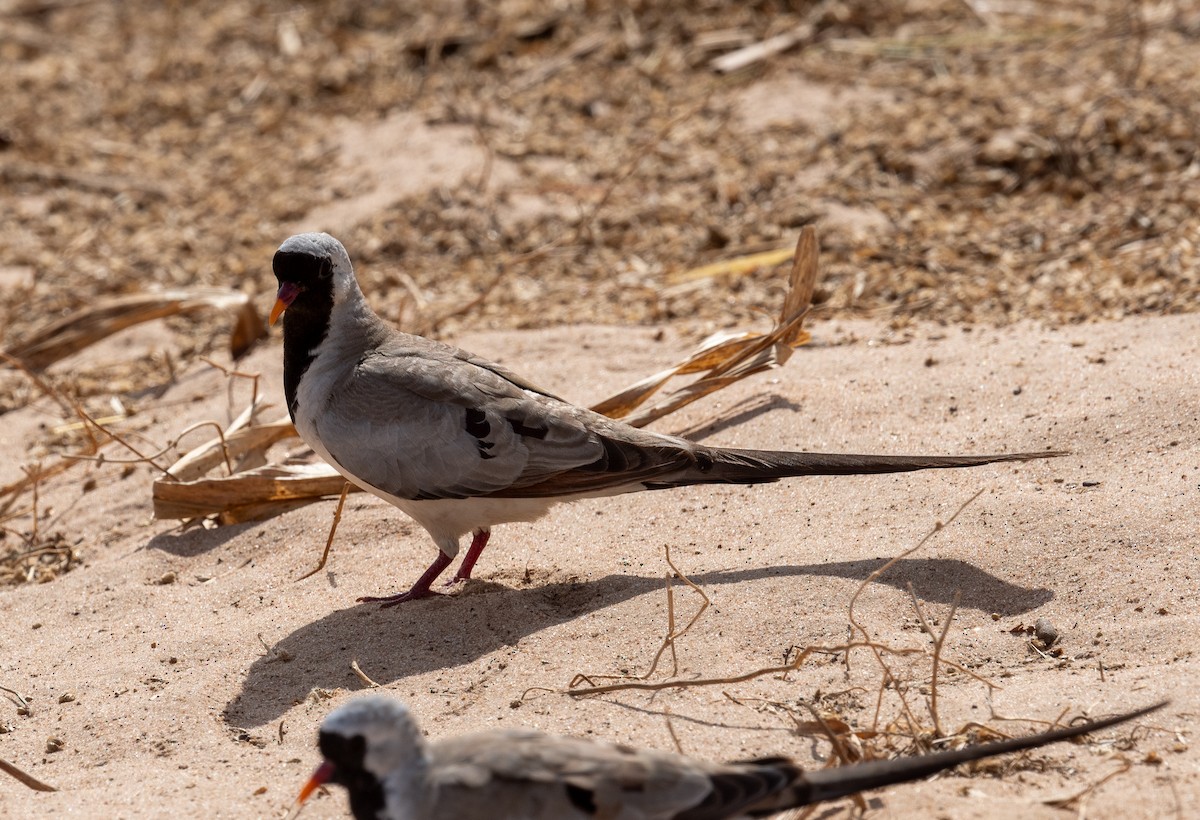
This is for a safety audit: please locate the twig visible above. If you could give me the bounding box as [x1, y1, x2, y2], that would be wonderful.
[845, 489, 985, 733]
[350, 660, 382, 688]
[199, 355, 261, 416]
[642, 543, 710, 680]
[0, 758, 56, 792]
[568, 641, 922, 697]
[710, 22, 814, 73]
[0, 350, 75, 415]
[0, 685, 29, 710]
[663, 709, 685, 754]
[905, 583, 963, 737]
[73, 405, 174, 477]
[295, 482, 351, 581]
[1043, 757, 1133, 810]
[20, 466, 40, 545]
[256, 633, 293, 663]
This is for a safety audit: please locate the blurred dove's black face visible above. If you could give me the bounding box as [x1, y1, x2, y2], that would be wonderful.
[317, 730, 387, 820]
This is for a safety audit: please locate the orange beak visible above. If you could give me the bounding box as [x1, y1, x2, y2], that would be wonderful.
[270, 282, 301, 327]
[296, 760, 335, 805]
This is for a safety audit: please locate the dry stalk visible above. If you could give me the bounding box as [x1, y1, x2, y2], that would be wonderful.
[0, 685, 29, 710]
[662, 709, 685, 755]
[19, 465, 40, 545]
[199, 355, 261, 417]
[0, 350, 75, 415]
[295, 481, 351, 582]
[71, 405, 174, 478]
[0, 758, 56, 793]
[594, 226, 817, 428]
[567, 542, 710, 687]
[1042, 756, 1133, 810]
[2, 288, 265, 369]
[643, 543, 710, 680]
[567, 641, 923, 697]
[905, 583, 962, 738]
[350, 659, 382, 689]
[845, 489, 985, 734]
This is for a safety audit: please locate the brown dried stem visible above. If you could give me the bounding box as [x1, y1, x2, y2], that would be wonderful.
[295, 481, 351, 582]
[0, 758, 57, 793]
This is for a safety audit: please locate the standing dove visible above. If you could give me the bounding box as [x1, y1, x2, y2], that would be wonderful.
[269, 233, 1060, 606]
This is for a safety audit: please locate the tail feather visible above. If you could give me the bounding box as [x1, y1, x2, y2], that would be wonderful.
[749, 701, 1165, 813]
[648, 448, 1066, 488]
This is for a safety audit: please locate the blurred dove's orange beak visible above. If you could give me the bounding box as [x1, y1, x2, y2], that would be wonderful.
[296, 760, 335, 805]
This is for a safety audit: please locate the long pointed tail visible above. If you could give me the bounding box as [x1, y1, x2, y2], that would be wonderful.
[654, 447, 1067, 488]
[757, 701, 1164, 812]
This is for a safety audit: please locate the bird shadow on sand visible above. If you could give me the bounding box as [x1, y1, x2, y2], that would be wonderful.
[223, 557, 1051, 729]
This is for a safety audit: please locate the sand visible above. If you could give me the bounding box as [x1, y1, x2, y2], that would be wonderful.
[2, 312, 1196, 818]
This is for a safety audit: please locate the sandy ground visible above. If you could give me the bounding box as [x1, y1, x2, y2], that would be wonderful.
[1, 311, 1196, 818]
[3, 4, 1200, 816]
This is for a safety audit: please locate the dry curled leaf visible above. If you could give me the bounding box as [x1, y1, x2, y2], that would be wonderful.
[4, 288, 266, 370]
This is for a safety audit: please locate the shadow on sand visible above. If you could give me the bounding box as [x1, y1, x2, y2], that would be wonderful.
[222, 557, 1051, 728]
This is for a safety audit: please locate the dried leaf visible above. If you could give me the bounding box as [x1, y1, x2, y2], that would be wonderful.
[4, 288, 267, 371]
[153, 463, 349, 521]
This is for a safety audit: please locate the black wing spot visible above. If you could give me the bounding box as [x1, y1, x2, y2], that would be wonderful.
[466, 408, 498, 460]
[507, 418, 549, 439]
[465, 408, 491, 439]
[696, 450, 715, 472]
[565, 783, 598, 814]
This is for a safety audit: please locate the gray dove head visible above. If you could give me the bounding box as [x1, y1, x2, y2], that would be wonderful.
[299, 696, 430, 819]
[270, 232, 359, 327]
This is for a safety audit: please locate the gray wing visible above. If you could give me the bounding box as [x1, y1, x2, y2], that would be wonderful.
[429, 730, 717, 820]
[314, 335, 698, 501]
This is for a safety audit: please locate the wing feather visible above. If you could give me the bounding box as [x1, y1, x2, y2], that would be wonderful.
[311, 334, 696, 502]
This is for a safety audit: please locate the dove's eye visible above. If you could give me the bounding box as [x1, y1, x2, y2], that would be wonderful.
[318, 258, 333, 280]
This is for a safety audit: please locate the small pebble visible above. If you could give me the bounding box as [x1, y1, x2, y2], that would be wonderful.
[1034, 617, 1060, 648]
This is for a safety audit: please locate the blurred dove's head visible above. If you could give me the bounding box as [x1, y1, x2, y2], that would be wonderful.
[297, 696, 430, 819]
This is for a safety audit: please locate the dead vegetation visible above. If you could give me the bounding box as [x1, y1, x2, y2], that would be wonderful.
[3, 1, 1200, 408]
[551, 490, 1167, 805]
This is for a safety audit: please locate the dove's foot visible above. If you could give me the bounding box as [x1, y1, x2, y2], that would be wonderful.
[358, 587, 444, 608]
[359, 551, 453, 608]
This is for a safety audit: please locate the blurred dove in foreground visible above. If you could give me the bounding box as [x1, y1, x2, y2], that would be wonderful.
[293, 695, 1164, 820]
[270, 232, 1062, 606]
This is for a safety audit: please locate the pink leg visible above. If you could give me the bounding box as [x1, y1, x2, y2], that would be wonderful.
[358, 551, 452, 609]
[446, 529, 491, 586]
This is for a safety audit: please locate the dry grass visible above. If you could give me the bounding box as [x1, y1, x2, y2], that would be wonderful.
[3, 1, 1200, 410]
